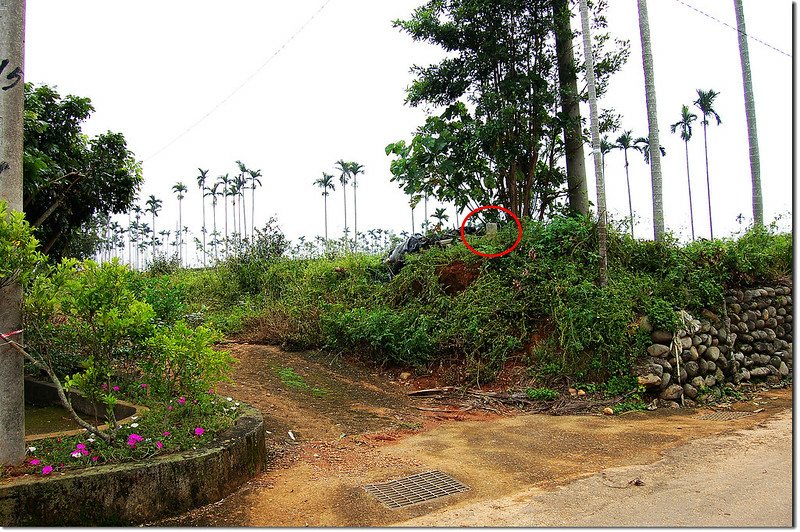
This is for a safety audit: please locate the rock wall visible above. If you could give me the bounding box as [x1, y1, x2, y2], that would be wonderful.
[638, 283, 792, 406]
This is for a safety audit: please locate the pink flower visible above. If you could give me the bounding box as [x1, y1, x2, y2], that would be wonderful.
[194, 427, 204, 437]
[140, 383, 148, 389]
[30, 459, 40, 466]
[76, 443, 86, 450]
[113, 385, 120, 392]
[167, 405, 173, 411]
[91, 456, 99, 462]
[162, 431, 171, 437]
[127, 433, 144, 448]
[178, 397, 186, 405]
[156, 441, 163, 450]
[101, 383, 108, 391]
[193, 399, 198, 404]
[42, 465, 53, 475]
[70, 450, 82, 458]
[208, 388, 215, 394]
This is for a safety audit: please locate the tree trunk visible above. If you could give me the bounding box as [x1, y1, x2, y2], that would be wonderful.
[579, 0, 608, 287]
[637, 0, 665, 241]
[177, 198, 182, 265]
[251, 185, 256, 237]
[353, 176, 358, 252]
[323, 194, 328, 246]
[0, 0, 27, 467]
[734, 0, 762, 227]
[684, 139, 696, 241]
[702, 122, 714, 239]
[553, 0, 589, 216]
[342, 182, 348, 249]
[201, 195, 206, 267]
[624, 150, 634, 238]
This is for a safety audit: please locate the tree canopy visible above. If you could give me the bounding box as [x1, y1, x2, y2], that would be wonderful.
[22, 83, 142, 260]
[386, 0, 628, 220]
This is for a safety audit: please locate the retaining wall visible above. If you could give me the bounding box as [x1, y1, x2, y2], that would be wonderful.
[637, 282, 792, 406]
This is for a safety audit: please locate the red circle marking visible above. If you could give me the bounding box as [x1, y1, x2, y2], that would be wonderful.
[460, 205, 523, 258]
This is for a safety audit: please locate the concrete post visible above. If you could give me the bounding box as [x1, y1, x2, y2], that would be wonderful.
[0, 0, 26, 466]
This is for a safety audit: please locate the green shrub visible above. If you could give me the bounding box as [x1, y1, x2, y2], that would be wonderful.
[145, 251, 181, 276]
[647, 298, 679, 333]
[0, 199, 44, 290]
[525, 387, 559, 400]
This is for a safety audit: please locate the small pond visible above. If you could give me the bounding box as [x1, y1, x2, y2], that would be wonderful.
[24, 404, 82, 436]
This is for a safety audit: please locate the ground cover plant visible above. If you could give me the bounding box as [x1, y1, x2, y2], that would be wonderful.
[168, 214, 791, 394]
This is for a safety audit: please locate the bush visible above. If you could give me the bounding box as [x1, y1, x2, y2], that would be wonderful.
[145, 251, 182, 276]
[0, 199, 44, 290]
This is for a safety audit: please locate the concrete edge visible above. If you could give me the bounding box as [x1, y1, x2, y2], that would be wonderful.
[0, 403, 267, 526]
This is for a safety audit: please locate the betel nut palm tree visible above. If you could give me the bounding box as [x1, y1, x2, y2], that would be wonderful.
[694, 88, 722, 239]
[196, 169, 209, 267]
[670, 104, 698, 241]
[172, 182, 188, 265]
[145, 194, 162, 258]
[313, 172, 336, 245]
[613, 131, 640, 239]
[335, 159, 350, 246]
[348, 161, 365, 251]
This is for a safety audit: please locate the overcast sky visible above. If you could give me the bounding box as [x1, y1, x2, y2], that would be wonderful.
[24, 0, 792, 261]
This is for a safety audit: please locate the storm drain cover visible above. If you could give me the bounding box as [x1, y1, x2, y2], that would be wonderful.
[697, 411, 754, 421]
[363, 470, 470, 509]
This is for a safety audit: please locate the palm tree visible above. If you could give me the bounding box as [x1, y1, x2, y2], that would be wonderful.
[247, 167, 263, 236]
[600, 136, 614, 178]
[205, 181, 222, 261]
[579, 0, 608, 286]
[670, 105, 698, 241]
[172, 182, 187, 265]
[614, 132, 642, 238]
[217, 174, 231, 252]
[634, 136, 666, 164]
[694, 88, 722, 239]
[335, 159, 351, 247]
[235, 161, 248, 241]
[196, 169, 209, 266]
[637, 0, 665, 241]
[145, 195, 162, 258]
[313, 172, 336, 245]
[348, 161, 365, 251]
[131, 204, 143, 269]
[431, 207, 449, 231]
[733, 0, 762, 227]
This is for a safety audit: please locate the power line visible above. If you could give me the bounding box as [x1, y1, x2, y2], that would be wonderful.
[144, 0, 334, 162]
[671, 0, 791, 58]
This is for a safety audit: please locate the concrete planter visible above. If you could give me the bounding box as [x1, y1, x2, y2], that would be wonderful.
[0, 403, 267, 526]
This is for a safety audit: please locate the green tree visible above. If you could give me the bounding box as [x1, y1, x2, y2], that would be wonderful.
[145, 195, 162, 259]
[335, 159, 351, 246]
[217, 174, 231, 252]
[313, 172, 336, 244]
[205, 180, 222, 261]
[670, 104, 698, 241]
[196, 169, 209, 266]
[235, 160, 248, 241]
[348, 161, 365, 251]
[172, 182, 187, 265]
[694, 88, 722, 239]
[247, 167, 263, 237]
[386, 0, 628, 221]
[431, 207, 449, 230]
[613, 131, 641, 238]
[22, 83, 142, 260]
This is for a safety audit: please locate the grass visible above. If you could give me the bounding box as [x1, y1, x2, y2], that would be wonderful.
[274, 366, 328, 397]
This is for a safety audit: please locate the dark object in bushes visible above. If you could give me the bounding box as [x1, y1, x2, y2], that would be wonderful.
[385, 227, 479, 277]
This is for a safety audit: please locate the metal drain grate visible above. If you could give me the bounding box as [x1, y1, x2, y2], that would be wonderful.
[364, 470, 470, 509]
[697, 411, 754, 421]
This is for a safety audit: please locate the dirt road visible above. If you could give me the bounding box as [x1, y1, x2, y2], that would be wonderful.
[157, 344, 793, 527]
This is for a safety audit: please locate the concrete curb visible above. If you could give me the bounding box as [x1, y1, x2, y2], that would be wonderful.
[0, 403, 267, 526]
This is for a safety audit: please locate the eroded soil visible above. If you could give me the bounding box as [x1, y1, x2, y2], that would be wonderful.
[156, 343, 792, 527]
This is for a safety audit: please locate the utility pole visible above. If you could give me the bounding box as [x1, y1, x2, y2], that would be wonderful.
[0, 0, 26, 466]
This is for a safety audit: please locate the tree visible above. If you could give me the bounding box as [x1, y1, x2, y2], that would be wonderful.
[579, 0, 607, 287]
[637, 0, 665, 241]
[235, 161, 248, 241]
[613, 131, 641, 238]
[218, 174, 230, 252]
[348, 161, 365, 251]
[670, 105, 698, 241]
[22, 84, 142, 260]
[386, 0, 629, 221]
[196, 169, 209, 267]
[172, 182, 187, 265]
[553, 0, 589, 216]
[313, 172, 336, 245]
[335, 159, 350, 246]
[431, 207, 450, 230]
[247, 167, 263, 237]
[205, 181, 222, 261]
[145, 195, 162, 259]
[733, 0, 762, 227]
[694, 88, 722, 239]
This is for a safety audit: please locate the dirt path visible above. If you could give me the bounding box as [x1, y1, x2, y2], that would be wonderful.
[156, 344, 793, 527]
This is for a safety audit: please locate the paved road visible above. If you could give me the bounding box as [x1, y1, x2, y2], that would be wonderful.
[400, 407, 793, 527]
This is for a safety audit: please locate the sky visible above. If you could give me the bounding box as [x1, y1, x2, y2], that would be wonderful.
[23, 0, 793, 263]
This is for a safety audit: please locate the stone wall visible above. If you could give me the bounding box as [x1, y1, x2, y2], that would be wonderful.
[637, 283, 792, 406]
